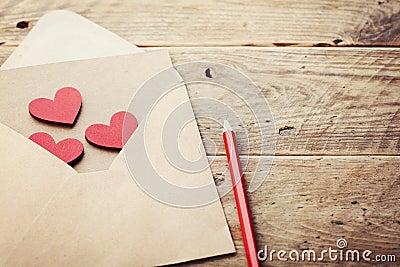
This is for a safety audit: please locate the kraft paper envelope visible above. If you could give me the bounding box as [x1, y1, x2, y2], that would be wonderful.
[5, 170, 234, 266]
[4, 84, 234, 266]
[0, 48, 234, 265]
[0, 123, 77, 265]
[1, 10, 142, 70]
[0, 140, 234, 265]
[0, 10, 234, 265]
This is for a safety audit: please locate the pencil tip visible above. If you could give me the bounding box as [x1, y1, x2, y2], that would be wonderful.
[223, 120, 232, 131]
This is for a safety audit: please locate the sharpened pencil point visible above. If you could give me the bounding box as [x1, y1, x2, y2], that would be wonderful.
[223, 120, 232, 131]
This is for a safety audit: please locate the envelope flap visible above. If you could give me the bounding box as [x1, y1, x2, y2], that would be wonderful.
[4, 169, 235, 266]
[1, 10, 142, 70]
[0, 122, 76, 264]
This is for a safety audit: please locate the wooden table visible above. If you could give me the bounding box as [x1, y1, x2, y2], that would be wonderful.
[1, 1, 399, 266]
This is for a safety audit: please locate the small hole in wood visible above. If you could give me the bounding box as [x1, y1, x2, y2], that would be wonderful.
[205, 68, 213, 78]
[16, 21, 29, 29]
[333, 39, 343, 45]
[279, 126, 296, 135]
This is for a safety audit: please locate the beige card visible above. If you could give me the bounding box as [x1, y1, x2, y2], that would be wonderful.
[0, 51, 171, 173]
[0, 123, 76, 265]
[1, 10, 142, 70]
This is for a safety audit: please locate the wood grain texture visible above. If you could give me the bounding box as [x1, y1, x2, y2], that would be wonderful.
[0, 0, 399, 47]
[184, 156, 400, 266]
[0, 46, 399, 156]
[0, 5, 399, 264]
[168, 47, 400, 156]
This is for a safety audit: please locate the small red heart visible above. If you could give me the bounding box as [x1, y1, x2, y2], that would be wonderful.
[29, 87, 82, 125]
[85, 111, 138, 149]
[29, 132, 84, 165]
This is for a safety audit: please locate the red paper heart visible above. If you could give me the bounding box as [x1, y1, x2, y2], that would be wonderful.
[85, 111, 138, 149]
[29, 87, 82, 125]
[29, 132, 84, 165]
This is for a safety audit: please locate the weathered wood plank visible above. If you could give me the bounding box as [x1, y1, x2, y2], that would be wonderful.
[187, 156, 400, 266]
[0, 0, 399, 47]
[1, 2, 399, 267]
[173, 47, 400, 156]
[0, 46, 399, 156]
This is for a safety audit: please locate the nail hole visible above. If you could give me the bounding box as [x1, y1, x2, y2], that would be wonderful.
[331, 220, 344, 225]
[205, 68, 212, 78]
[333, 39, 343, 45]
[16, 21, 29, 29]
[279, 126, 296, 135]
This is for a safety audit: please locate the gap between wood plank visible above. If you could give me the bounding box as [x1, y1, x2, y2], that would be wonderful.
[1, 43, 400, 48]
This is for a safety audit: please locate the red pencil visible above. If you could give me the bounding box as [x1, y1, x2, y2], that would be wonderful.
[223, 120, 259, 267]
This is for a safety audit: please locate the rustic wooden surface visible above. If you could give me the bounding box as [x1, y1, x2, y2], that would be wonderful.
[0, 1, 399, 266]
[0, 0, 400, 47]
